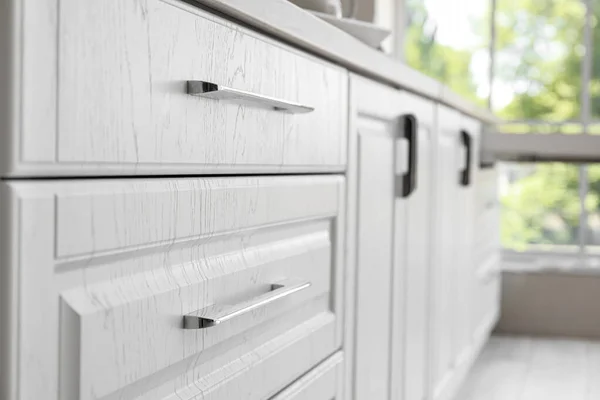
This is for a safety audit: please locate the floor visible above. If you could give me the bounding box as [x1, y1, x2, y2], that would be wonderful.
[457, 335, 600, 400]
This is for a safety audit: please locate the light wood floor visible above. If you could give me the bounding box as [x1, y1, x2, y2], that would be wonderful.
[457, 335, 600, 400]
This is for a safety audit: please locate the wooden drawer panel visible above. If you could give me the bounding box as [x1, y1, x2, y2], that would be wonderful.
[271, 352, 344, 400]
[10, 0, 347, 176]
[3, 175, 345, 400]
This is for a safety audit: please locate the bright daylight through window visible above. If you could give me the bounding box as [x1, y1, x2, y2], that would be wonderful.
[405, 0, 600, 266]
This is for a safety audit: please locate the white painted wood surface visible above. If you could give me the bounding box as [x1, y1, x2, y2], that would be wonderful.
[350, 75, 406, 400]
[349, 75, 440, 400]
[271, 351, 344, 400]
[453, 115, 481, 366]
[1, 175, 345, 400]
[458, 336, 600, 400]
[0, 182, 19, 400]
[5, 0, 347, 177]
[428, 110, 500, 400]
[401, 92, 434, 400]
[429, 105, 462, 399]
[474, 168, 500, 270]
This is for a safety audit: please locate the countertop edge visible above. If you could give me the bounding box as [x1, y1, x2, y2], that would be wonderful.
[191, 0, 500, 124]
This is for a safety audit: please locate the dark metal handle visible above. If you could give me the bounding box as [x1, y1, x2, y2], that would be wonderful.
[401, 114, 418, 197]
[460, 130, 472, 186]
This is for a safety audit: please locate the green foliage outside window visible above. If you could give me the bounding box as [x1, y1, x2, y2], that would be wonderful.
[404, 0, 600, 251]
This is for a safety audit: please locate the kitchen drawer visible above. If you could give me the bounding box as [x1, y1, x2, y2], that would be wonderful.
[9, 0, 348, 177]
[1, 175, 345, 400]
[271, 352, 344, 400]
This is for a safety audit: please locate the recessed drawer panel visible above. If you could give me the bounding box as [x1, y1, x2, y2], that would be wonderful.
[4, 175, 345, 400]
[13, 0, 347, 176]
[271, 352, 344, 400]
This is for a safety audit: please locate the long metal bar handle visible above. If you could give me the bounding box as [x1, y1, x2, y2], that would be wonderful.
[183, 278, 311, 329]
[187, 80, 315, 114]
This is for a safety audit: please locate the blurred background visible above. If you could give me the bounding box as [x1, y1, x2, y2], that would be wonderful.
[357, 0, 600, 268]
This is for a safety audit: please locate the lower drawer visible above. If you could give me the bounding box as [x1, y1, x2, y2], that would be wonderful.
[271, 352, 344, 400]
[1, 175, 345, 400]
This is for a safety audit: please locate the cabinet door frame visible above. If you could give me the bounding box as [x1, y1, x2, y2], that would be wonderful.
[345, 74, 435, 400]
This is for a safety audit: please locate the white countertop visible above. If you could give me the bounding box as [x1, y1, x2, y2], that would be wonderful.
[192, 0, 498, 123]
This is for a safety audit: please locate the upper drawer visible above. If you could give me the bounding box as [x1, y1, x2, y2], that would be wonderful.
[7, 0, 348, 177]
[3, 175, 345, 400]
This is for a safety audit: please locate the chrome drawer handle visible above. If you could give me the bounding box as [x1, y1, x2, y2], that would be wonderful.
[183, 278, 311, 329]
[187, 80, 315, 114]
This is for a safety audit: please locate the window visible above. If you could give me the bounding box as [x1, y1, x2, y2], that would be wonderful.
[500, 162, 581, 252]
[404, 0, 491, 106]
[492, 0, 585, 120]
[586, 165, 600, 251]
[402, 0, 600, 268]
[491, 0, 600, 269]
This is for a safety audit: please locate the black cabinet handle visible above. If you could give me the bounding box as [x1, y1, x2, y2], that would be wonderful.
[460, 130, 472, 186]
[401, 114, 418, 197]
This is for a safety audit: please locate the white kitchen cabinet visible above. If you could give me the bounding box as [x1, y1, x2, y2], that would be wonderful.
[3, 0, 347, 177]
[347, 75, 433, 400]
[401, 92, 435, 400]
[349, 76, 403, 400]
[429, 106, 462, 400]
[0, 175, 345, 400]
[428, 108, 496, 400]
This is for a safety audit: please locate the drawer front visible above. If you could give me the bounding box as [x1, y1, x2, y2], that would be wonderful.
[14, 0, 347, 176]
[271, 352, 344, 400]
[4, 176, 345, 400]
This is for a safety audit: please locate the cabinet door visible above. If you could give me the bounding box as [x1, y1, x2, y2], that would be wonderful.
[429, 108, 481, 400]
[347, 75, 432, 400]
[429, 106, 462, 399]
[402, 94, 434, 400]
[454, 115, 481, 361]
[347, 76, 408, 400]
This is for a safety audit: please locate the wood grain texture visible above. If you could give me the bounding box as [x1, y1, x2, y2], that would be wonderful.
[458, 336, 600, 400]
[349, 74, 446, 400]
[21, 0, 57, 162]
[8, 0, 348, 177]
[4, 175, 345, 400]
[271, 351, 344, 400]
